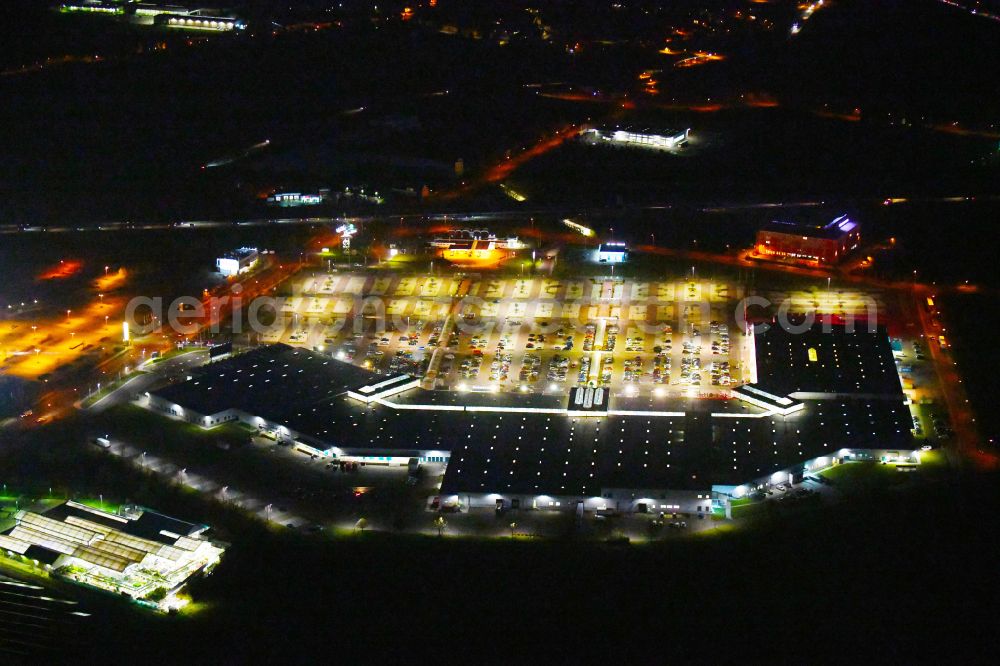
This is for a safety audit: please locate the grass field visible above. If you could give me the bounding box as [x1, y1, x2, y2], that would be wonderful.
[819, 458, 948, 491]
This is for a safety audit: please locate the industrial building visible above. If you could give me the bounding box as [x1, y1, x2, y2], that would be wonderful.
[216, 247, 259, 277]
[0, 501, 225, 612]
[754, 214, 861, 265]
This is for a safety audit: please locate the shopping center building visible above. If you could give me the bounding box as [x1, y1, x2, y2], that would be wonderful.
[144, 323, 916, 514]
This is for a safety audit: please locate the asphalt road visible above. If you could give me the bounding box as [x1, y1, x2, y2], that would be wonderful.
[3, 195, 1000, 237]
[81, 349, 210, 415]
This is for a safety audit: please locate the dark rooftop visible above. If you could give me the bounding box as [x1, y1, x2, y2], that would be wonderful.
[41, 502, 205, 544]
[24, 544, 62, 566]
[753, 323, 903, 397]
[151, 341, 912, 495]
[152, 343, 377, 426]
[441, 397, 913, 495]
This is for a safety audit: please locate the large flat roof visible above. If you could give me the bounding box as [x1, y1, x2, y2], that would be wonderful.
[441, 397, 912, 495]
[152, 343, 378, 424]
[753, 323, 903, 397]
[151, 342, 912, 494]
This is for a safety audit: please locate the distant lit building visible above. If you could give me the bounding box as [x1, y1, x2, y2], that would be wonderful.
[157, 14, 244, 31]
[595, 242, 627, 263]
[59, 2, 124, 15]
[216, 247, 258, 276]
[266, 191, 326, 207]
[586, 126, 690, 150]
[429, 229, 526, 251]
[754, 214, 860, 265]
[64, 3, 246, 30]
[441, 241, 510, 265]
[131, 4, 245, 31]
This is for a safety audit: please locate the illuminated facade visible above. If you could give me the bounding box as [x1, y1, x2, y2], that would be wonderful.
[595, 242, 627, 263]
[755, 214, 860, 265]
[266, 192, 325, 207]
[429, 229, 525, 250]
[133, 4, 245, 31]
[216, 247, 259, 276]
[441, 240, 510, 265]
[586, 126, 690, 150]
[62, 3, 246, 31]
[59, 2, 124, 15]
[157, 14, 243, 31]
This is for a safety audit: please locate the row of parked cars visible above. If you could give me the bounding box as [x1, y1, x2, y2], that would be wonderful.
[929, 412, 953, 439]
[623, 356, 644, 383]
[604, 325, 619, 352]
[680, 356, 702, 385]
[547, 355, 570, 382]
[519, 354, 542, 382]
[709, 361, 732, 386]
[710, 321, 730, 355]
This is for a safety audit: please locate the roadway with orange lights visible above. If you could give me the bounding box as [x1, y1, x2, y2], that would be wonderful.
[911, 285, 996, 470]
[431, 124, 587, 202]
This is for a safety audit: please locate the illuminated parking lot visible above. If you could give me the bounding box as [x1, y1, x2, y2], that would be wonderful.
[265, 271, 750, 400]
